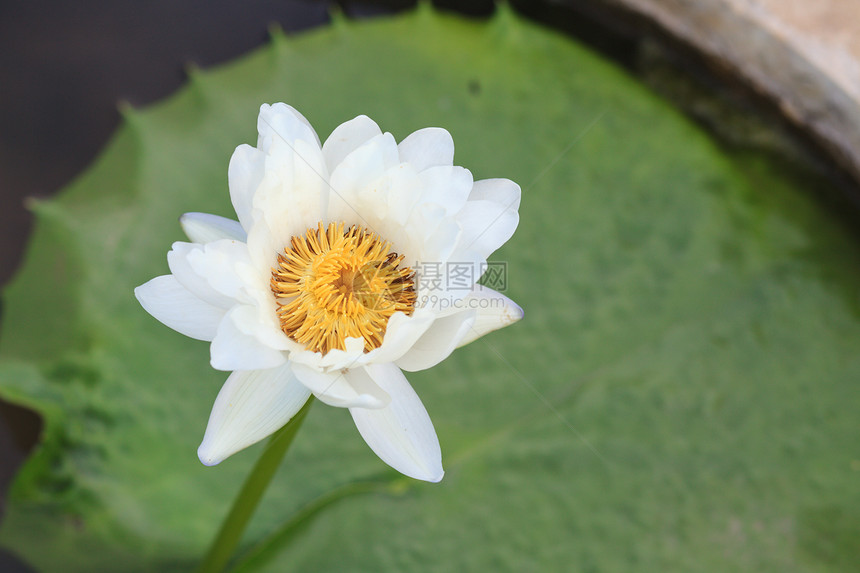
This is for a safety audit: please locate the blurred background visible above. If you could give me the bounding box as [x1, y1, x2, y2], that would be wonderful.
[1, 1, 858, 570]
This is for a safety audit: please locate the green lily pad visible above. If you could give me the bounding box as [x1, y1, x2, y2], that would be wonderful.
[2, 5, 859, 572]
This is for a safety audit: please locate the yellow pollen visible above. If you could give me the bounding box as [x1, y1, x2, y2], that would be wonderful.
[270, 222, 416, 354]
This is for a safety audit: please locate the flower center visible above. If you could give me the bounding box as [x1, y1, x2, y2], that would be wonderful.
[271, 222, 416, 354]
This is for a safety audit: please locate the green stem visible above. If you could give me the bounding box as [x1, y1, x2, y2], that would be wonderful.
[227, 479, 393, 573]
[195, 397, 314, 573]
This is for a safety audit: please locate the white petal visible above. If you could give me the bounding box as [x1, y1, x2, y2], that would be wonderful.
[242, 290, 295, 351]
[331, 133, 398, 208]
[291, 363, 389, 409]
[197, 364, 311, 466]
[180, 212, 246, 243]
[187, 240, 255, 300]
[421, 217, 461, 264]
[168, 239, 260, 311]
[455, 200, 519, 259]
[398, 127, 454, 172]
[406, 202, 446, 261]
[257, 103, 321, 152]
[416, 165, 473, 216]
[134, 275, 225, 341]
[322, 115, 383, 171]
[289, 336, 369, 372]
[367, 311, 436, 364]
[328, 132, 400, 224]
[457, 287, 524, 347]
[168, 243, 232, 309]
[168, 242, 241, 309]
[349, 363, 443, 482]
[396, 309, 476, 372]
[318, 336, 369, 370]
[383, 163, 424, 226]
[246, 103, 328, 246]
[468, 178, 521, 210]
[228, 144, 265, 231]
[250, 144, 329, 256]
[244, 214, 285, 275]
[210, 306, 287, 371]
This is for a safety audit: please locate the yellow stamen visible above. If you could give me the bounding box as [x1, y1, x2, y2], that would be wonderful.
[271, 222, 416, 354]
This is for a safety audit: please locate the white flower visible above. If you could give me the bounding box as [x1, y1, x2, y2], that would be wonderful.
[135, 103, 522, 482]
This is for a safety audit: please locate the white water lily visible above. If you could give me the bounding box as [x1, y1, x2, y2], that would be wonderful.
[135, 103, 522, 482]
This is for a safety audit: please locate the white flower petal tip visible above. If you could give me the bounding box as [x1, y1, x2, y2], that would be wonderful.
[180, 212, 246, 243]
[134, 276, 225, 341]
[257, 103, 321, 150]
[322, 115, 383, 169]
[197, 449, 222, 467]
[349, 364, 444, 482]
[397, 127, 455, 172]
[457, 288, 524, 348]
[197, 365, 311, 466]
